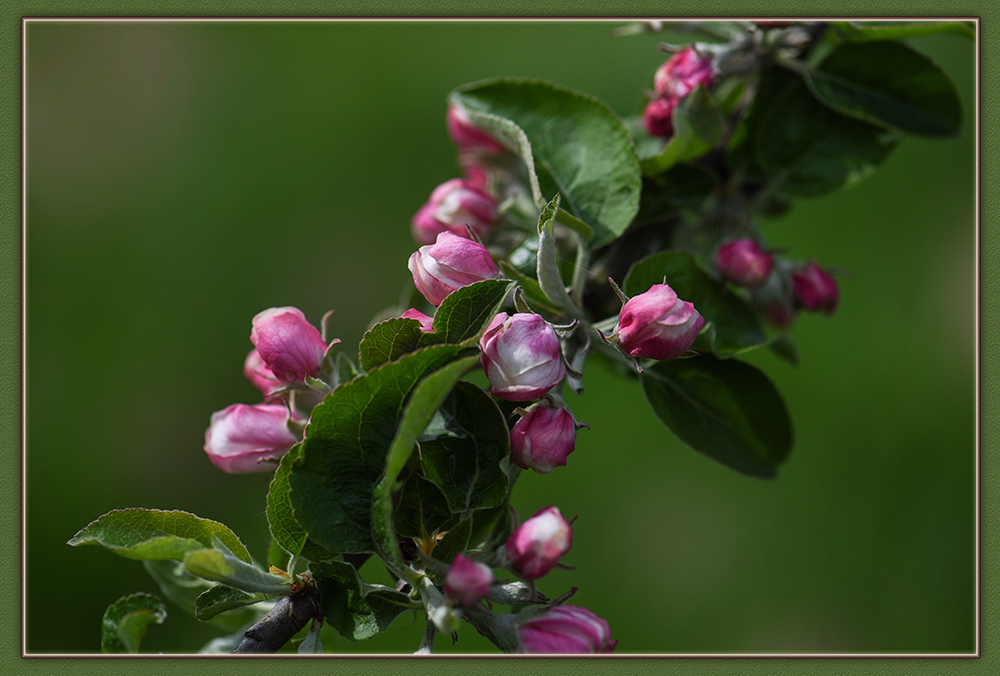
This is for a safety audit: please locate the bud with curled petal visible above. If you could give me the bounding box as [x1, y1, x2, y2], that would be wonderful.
[250, 307, 330, 384]
[444, 553, 494, 607]
[510, 404, 581, 474]
[411, 178, 499, 245]
[243, 349, 284, 402]
[518, 604, 618, 654]
[203, 403, 303, 474]
[505, 506, 572, 580]
[792, 262, 839, 315]
[408, 232, 499, 306]
[400, 308, 435, 333]
[653, 47, 717, 100]
[479, 313, 565, 402]
[716, 239, 774, 289]
[615, 283, 705, 361]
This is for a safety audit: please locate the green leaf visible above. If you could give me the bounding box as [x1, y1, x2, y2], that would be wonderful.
[497, 262, 561, 314]
[535, 193, 576, 312]
[359, 318, 423, 371]
[266, 444, 307, 560]
[420, 279, 515, 346]
[768, 333, 800, 367]
[430, 516, 473, 567]
[182, 543, 292, 595]
[805, 41, 962, 137]
[312, 561, 414, 642]
[420, 382, 510, 515]
[837, 20, 975, 42]
[751, 67, 899, 197]
[393, 474, 458, 539]
[101, 592, 167, 654]
[195, 585, 270, 622]
[289, 344, 474, 555]
[640, 356, 792, 477]
[640, 86, 725, 176]
[69, 509, 252, 564]
[624, 251, 772, 358]
[452, 78, 641, 248]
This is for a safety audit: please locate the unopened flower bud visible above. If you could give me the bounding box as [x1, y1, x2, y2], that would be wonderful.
[510, 404, 579, 474]
[518, 604, 618, 654]
[250, 307, 329, 384]
[792, 262, 839, 315]
[204, 403, 302, 474]
[716, 239, 774, 288]
[444, 553, 494, 607]
[411, 178, 499, 245]
[400, 308, 435, 333]
[479, 313, 565, 402]
[642, 97, 675, 137]
[616, 283, 705, 361]
[408, 232, 499, 306]
[243, 349, 284, 402]
[505, 506, 572, 580]
[653, 47, 717, 100]
[446, 104, 507, 155]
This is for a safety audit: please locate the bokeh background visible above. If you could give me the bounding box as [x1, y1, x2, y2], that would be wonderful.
[24, 20, 976, 654]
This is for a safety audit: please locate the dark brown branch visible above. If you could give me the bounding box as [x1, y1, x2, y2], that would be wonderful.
[232, 586, 323, 654]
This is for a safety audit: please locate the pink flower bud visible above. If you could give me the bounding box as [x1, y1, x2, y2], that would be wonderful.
[250, 307, 329, 384]
[518, 604, 618, 654]
[716, 239, 774, 288]
[400, 308, 435, 333]
[653, 47, 717, 100]
[204, 403, 302, 474]
[505, 506, 572, 580]
[616, 283, 705, 360]
[408, 232, 499, 306]
[411, 178, 499, 245]
[510, 404, 578, 474]
[446, 104, 507, 155]
[243, 349, 284, 402]
[792, 262, 839, 315]
[479, 313, 565, 402]
[444, 553, 494, 607]
[642, 97, 675, 137]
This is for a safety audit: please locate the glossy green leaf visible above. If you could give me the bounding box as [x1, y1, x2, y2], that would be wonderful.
[312, 561, 414, 642]
[805, 41, 962, 137]
[420, 382, 509, 515]
[266, 444, 307, 559]
[535, 193, 575, 311]
[195, 585, 270, 622]
[359, 318, 423, 371]
[640, 86, 725, 176]
[182, 543, 292, 595]
[751, 67, 899, 197]
[430, 516, 473, 567]
[452, 78, 641, 248]
[69, 508, 252, 564]
[420, 279, 515, 346]
[641, 356, 792, 477]
[624, 251, 771, 358]
[837, 20, 975, 42]
[101, 592, 167, 654]
[289, 344, 474, 555]
[393, 474, 458, 539]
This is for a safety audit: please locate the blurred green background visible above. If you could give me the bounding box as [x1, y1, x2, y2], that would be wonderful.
[25, 21, 975, 654]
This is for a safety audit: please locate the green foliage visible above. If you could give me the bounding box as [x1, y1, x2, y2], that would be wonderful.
[312, 561, 415, 641]
[393, 474, 457, 539]
[834, 20, 975, 42]
[101, 593, 167, 654]
[195, 585, 271, 622]
[182, 543, 292, 595]
[639, 86, 726, 176]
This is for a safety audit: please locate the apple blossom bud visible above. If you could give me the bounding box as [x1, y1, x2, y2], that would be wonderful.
[250, 307, 329, 384]
[411, 178, 499, 245]
[642, 97, 675, 137]
[401, 308, 435, 333]
[505, 506, 572, 580]
[518, 604, 618, 654]
[792, 262, 839, 315]
[243, 349, 284, 402]
[408, 232, 499, 306]
[444, 553, 494, 607]
[446, 104, 507, 155]
[616, 283, 705, 361]
[204, 403, 302, 474]
[716, 239, 774, 288]
[510, 404, 578, 474]
[653, 47, 717, 100]
[479, 313, 566, 402]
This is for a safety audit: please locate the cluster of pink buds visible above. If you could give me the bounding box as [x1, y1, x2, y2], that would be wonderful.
[411, 178, 499, 245]
[614, 283, 705, 361]
[643, 47, 717, 138]
[755, 259, 840, 328]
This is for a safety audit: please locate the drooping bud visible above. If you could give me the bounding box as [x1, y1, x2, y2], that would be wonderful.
[653, 47, 717, 100]
[411, 178, 499, 245]
[243, 349, 283, 402]
[408, 232, 499, 306]
[615, 283, 705, 361]
[642, 96, 676, 137]
[446, 104, 507, 155]
[505, 506, 572, 580]
[203, 403, 302, 474]
[400, 308, 435, 333]
[792, 262, 839, 315]
[479, 313, 565, 402]
[444, 553, 494, 607]
[518, 604, 618, 654]
[250, 307, 330, 384]
[510, 404, 580, 474]
[716, 239, 774, 288]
